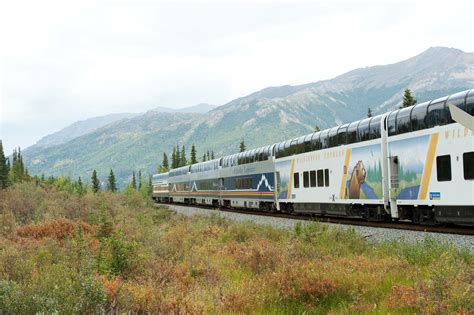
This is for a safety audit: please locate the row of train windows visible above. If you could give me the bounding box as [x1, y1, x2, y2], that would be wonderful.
[389, 90, 474, 136]
[222, 145, 273, 167]
[436, 152, 474, 181]
[235, 177, 253, 189]
[275, 116, 382, 159]
[293, 169, 330, 188]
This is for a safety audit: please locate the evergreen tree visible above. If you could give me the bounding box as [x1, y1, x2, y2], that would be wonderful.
[367, 107, 373, 118]
[107, 169, 117, 192]
[77, 176, 84, 195]
[0, 140, 8, 189]
[314, 126, 320, 132]
[138, 170, 142, 190]
[175, 146, 181, 168]
[171, 146, 177, 169]
[402, 88, 417, 108]
[180, 145, 186, 167]
[211, 150, 215, 159]
[190, 144, 197, 164]
[147, 175, 152, 196]
[206, 150, 210, 161]
[202, 154, 207, 162]
[132, 171, 137, 190]
[162, 153, 169, 171]
[239, 139, 246, 152]
[91, 170, 100, 193]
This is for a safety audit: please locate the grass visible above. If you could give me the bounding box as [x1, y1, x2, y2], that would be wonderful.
[0, 182, 472, 314]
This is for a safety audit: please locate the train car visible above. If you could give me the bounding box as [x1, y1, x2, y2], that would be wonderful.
[274, 89, 474, 224]
[168, 165, 191, 204]
[219, 145, 276, 211]
[152, 172, 170, 203]
[188, 159, 220, 207]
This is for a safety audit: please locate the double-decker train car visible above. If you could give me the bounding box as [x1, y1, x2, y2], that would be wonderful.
[152, 89, 474, 225]
[151, 173, 170, 203]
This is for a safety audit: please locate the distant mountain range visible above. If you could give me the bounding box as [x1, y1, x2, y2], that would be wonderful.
[22, 47, 474, 188]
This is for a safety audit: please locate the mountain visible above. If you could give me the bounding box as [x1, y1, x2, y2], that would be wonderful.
[22, 47, 474, 187]
[150, 103, 216, 114]
[32, 113, 140, 149]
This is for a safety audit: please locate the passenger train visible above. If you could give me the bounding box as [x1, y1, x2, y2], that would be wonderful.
[153, 90, 474, 225]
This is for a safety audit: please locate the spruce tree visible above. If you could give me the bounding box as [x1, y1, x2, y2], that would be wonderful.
[171, 146, 177, 169]
[147, 175, 152, 196]
[0, 140, 8, 189]
[367, 107, 373, 118]
[132, 171, 137, 190]
[162, 152, 169, 171]
[239, 139, 246, 152]
[180, 145, 186, 167]
[402, 88, 417, 108]
[91, 170, 100, 193]
[175, 146, 181, 168]
[211, 150, 215, 159]
[202, 154, 207, 162]
[314, 126, 320, 132]
[77, 176, 84, 195]
[138, 170, 142, 190]
[206, 150, 210, 161]
[107, 169, 117, 192]
[190, 144, 197, 164]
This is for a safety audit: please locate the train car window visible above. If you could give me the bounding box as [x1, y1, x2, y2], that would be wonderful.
[296, 136, 305, 154]
[426, 97, 448, 128]
[320, 129, 330, 149]
[324, 169, 330, 187]
[310, 170, 316, 187]
[276, 142, 285, 159]
[283, 140, 292, 157]
[387, 111, 398, 136]
[303, 171, 309, 188]
[293, 172, 300, 188]
[368, 115, 382, 139]
[328, 126, 339, 147]
[446, 90, 468, 122]
[410, 101, 430, 131]
[357, 117, 372, 141]
[395, 107, 413, 135]
[289, 139, 298, 156]
[347, 120, 359, 144]
[337, 124, 349, 145]
[436, 155, 451, 181]
[304, 134, 313, 153]
[463, 152, 474, 180]
[466, 90, 474, 116]
[317, 169, 324, 187]
[311, 132, 322, 151]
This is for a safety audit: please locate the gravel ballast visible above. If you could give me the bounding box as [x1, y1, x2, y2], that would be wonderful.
[168, 205, 474, 252]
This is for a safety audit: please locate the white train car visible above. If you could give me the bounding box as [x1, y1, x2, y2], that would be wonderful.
[188, 159, 220, 207]
[274, 89, 474, 224]
[152, 172, 170, 203]
[168, 165, 191, 204]
[219, 145, 276, 210]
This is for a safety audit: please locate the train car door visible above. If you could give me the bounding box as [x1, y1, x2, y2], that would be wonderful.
[388, 156, 400, 218]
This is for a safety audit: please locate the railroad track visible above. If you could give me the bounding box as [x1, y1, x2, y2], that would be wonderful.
[158, 203, 474, 236]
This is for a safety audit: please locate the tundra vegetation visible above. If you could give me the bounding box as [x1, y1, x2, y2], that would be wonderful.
[0, 182, 472, 314]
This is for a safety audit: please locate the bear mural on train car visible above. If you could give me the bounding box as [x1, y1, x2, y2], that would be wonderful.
[348, 160, 366, 199]
[345, 144, 383, 200]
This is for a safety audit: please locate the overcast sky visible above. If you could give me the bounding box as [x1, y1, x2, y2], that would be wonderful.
[1, 0, 473, 154]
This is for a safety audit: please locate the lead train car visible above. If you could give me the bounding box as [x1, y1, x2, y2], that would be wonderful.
[154, 89, 474, 225]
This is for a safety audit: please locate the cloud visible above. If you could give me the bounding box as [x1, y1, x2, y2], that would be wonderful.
[1, 0, 473, 153]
